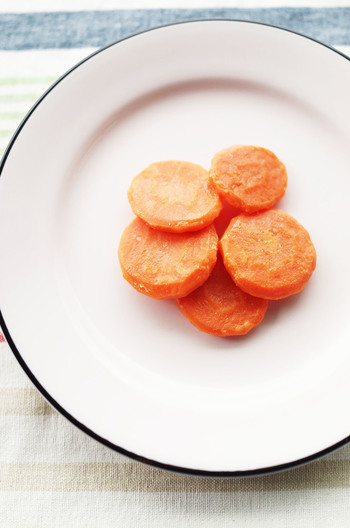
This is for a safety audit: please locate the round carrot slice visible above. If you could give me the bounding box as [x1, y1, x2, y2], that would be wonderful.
[128, 160, 222, 232]
[118, 217, 218, 299]
[176, 256, 268, 336]
[210, 145, 287, 213]
[220, 209, 316, 300]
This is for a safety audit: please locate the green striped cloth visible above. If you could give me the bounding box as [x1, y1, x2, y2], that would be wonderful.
[0, 77, 55, 154]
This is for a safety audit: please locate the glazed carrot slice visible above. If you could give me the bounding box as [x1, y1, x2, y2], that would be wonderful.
[210, 145, 287, 213]
[176, 256, 268, 336]
[220, 209, 316, 300]
[128, 161, 222, 233]
[118, 217, 218, 299]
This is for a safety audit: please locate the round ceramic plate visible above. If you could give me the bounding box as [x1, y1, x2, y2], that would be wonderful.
[1, 20, 350, 476]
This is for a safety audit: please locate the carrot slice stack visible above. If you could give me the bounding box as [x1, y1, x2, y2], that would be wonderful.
[176, 256, 268, 336]
[128, 160, 222, 232]
[118, 217, 218, 299]
[210, 145, 287, 213]
[220, 209, 316, 300]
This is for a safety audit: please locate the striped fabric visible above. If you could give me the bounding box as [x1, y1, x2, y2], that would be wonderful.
[0, 8, 349, 49]
[1, 2, 350, 526]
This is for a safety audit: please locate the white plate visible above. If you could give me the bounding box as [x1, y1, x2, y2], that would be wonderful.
[1, 20, 350, 476]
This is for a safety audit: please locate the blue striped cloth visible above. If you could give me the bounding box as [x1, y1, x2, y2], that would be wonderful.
[0, 7, 349, 49]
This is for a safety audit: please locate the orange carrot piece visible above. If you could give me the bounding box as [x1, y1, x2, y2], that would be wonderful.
[128, 161, 222, 233]
[220, 209, 316, 300]
[176, 256, 268, 336]
[213, 197, 241, 238]
[118, 217, 218, 299]
[210, 145, 287, 213]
